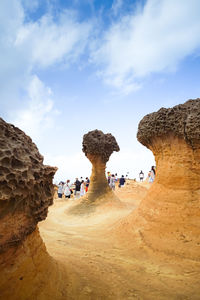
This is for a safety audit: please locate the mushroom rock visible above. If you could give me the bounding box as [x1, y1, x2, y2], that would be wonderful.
[69, 130, 121, 214]
[0, 118, 67, 299]
[126, 99, 200, 260]
[83, 129, 120, 200]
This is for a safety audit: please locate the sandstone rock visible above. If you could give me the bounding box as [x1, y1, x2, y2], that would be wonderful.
[0, 118, 70, 299]
[82, 129, 120, 163]
[0, 117, 57, 252]
[82, 129, 120, 200]
[126, 98, 200, 260]
[68, 130, 120, 214]
[137, 98, 200, 150]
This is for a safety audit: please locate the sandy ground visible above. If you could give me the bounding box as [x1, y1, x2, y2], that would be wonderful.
[39, 180, 200, 300]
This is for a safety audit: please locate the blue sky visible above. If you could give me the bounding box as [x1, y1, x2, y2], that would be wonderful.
[1, 0, 200, 182]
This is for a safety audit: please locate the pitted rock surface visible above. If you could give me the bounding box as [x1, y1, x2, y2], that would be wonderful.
[132, 98, 200, 261]
[137, 98, 200, 149]
[82, 129, 120, 162]
[0, 118, 57, 251]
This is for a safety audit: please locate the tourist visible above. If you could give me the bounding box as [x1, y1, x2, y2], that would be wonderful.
[115, 173, 118, 182]
[57, 181, 64, 198]
[119, 175, 126, 187]
[109, 174, 115, 190]
[107, 171, 111, 184]
[64, 180, 71, 199]
[139, 170, 144, 182]
[74, 178, 81, 198]
[149, 166, 156, 183]
[80, 180, 85, 197]
[85, 177, 90, 192]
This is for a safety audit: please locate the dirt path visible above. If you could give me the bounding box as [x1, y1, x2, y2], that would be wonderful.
[39, 182, 200, 299]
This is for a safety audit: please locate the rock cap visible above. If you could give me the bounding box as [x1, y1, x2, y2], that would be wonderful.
[137, 98, 200, 149]
[82, 129, 120, 163]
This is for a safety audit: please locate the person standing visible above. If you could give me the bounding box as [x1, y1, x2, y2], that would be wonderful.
[107, 172, 111, 184]
[119, 175, 126, 187]
[85, 177, 90, 192]
[74, 178, 81, 198]
[139, 170, 144, 182]
[149, 166, 156, 183]
[57, 181, 64, 198]
[115, 173, 118, 183]
[109, 174, 116, 190]
[64, 180, 71, 199]
[80, 180, 85, 197]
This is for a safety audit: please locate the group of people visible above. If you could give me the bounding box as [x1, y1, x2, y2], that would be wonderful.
[57, 166, 156, 199]
[139, 166, 156, 183]
[57, 177, 90, 199]
[107, 172, 126, 190]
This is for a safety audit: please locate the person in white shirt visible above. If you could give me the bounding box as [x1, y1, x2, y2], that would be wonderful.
[80, 180, 85, 197]
[64, 180, 72, 199]
[57, 181, 64, 198]
[109, 174, 116, 190]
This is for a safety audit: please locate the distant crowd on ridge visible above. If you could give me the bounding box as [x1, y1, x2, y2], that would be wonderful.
[56, 166, 156, 199]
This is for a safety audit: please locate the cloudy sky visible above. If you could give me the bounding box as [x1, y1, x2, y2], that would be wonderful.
[1, 0, 200, 182]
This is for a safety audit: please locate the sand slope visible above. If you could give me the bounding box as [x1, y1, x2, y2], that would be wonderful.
[39, 181, 200, 299]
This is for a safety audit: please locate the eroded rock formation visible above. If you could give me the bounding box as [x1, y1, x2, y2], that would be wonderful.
[82, 129, 120, 201]
[126, 99, 200, 260]
[68, 130, 120, 214]
[0, 117, 57, 253]
[0, 118, 68, 299]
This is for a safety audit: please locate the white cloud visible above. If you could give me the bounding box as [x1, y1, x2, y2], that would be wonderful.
[10, 75, 59, 142]
[91, 0, 200, 94]
[0, 0, 92, 139]
[22, 0, 39, 12]
[111, 0, 123, 16]
[0, 0, 92, 97]
[15, 10, 92, 68]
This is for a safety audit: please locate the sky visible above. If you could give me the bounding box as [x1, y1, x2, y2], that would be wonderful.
[1, 0, 200, 183]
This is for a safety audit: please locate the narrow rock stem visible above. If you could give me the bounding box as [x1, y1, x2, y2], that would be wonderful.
[87, 155, 110, 201]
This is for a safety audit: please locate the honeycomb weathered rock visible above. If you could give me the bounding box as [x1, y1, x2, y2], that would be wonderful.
[137, 98, 200, 149]
[82, 129, 120, 163]
[68, 130, 120, 214]
[0, 118, 57, 252]
[128, 98, 200, 260]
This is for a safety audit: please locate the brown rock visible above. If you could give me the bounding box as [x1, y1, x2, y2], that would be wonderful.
[82, 129, 120, 163]
[68, 130, 120, 214]
[137, 98, 200, 150]
[0, 117, 57, 253]
[83, 129, 120, 200]
[0, 118, 70, 299]
[125, 98, 200, 260]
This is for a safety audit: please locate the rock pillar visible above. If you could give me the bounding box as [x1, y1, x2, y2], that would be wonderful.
[82, 129, 120, 203]
[133, 99, 200, 260]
